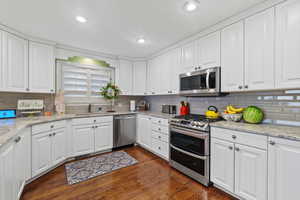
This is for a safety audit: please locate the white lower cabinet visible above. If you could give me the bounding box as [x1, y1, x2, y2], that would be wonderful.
[235, 144, 267, 200]
[137, 115, 152, 149]
[211, 128, 267, 200]
[268, 137, 300, 200]
[0, 128, 31, 200]
[32, 127, 67, 177]
[72, 125, 94, 156]
[137, 114, 169, 160]
[94, 122, 113, 152]
[211, 138, 234, 193]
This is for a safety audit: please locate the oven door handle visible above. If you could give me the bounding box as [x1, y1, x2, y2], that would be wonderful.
[170, 144, 207, 160]
[170, 126, 208, 139]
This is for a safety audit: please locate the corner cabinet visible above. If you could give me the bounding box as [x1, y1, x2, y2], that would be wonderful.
[221, 22, 244, 92]
[3, 32, 29, 92]
[29, 41, 55, 93]
[275, 0, 300, 89]
[268, 137, 300, 200]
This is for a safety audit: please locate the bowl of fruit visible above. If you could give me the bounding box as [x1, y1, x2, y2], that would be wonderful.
[222, 105, 244, 122]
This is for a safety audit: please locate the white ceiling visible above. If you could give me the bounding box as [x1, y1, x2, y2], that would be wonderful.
[0, 0, 267, 58]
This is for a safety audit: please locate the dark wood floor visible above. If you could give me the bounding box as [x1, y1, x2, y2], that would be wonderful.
[21, 146, 236, 200]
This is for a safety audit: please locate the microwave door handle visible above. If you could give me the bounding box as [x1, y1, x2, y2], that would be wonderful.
[206, 71, 210, 89]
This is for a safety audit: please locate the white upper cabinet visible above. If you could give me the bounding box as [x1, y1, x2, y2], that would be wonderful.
[3, 32, 28, 92]
[168, 48, 181, 94]
[275, 0, 300, 89]
[235, 144, 267, 200]
[268, 137, 300, 200]
[196, 31, 221, 69]
[157, 54, 170, 95]
[116, 60, 133, 95]
[221, 22, 244, 92]
[29, 42, 55, 93]
[147, 57, 160, 95]
[181, 41, 196, 72]
[245, 8, 275, 91]
[132, 61, 147, 95]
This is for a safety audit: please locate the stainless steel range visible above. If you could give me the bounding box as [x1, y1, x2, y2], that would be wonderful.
[169, 114, 221, 186]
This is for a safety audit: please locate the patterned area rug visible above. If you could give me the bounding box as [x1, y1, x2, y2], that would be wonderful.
[65, 151, 138, 184]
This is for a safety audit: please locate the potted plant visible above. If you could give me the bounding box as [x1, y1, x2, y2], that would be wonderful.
[100, 83, 121, 112]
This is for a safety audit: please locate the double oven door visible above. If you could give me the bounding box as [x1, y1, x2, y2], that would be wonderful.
[169, 125, 210, 186]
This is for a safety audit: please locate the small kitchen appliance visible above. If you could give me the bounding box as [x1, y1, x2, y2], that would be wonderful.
[179, 67, 222, 97]
[17, 99, 44, 117]
[162, 105, 177, 114]
[169, 114, 222, 186]
[130, 100, 136, 112]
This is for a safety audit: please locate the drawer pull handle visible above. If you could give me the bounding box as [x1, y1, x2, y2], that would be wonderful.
[269, 141, 275, 146]
[232, 135, 237, 139]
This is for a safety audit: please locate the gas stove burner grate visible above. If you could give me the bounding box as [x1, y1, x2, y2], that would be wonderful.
[173, 114, 222, 123]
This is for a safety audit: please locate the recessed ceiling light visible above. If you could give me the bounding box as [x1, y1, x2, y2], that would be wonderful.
[184, 0, 199, 12]
[137, 37, 146, 44]
[76, 16, 87, 23]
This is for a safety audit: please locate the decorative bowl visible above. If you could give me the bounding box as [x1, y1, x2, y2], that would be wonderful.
[222, 113, 243, 122]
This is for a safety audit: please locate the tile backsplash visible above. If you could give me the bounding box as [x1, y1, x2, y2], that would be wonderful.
[0, 92, 55, 113]
[145, 90, 300, 126]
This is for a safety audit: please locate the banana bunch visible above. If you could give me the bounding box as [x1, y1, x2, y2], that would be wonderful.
[224, 105, 244, 114]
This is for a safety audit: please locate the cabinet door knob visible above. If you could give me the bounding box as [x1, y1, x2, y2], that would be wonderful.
[158, 147, 161, 150]
[53, 132, 56, 136]
[26, 88, 29, 91]
[228, 146, 233, 150]
[49, 133, 52, 137]
[232, 135, 237, 139]
[95, 126, 98, 128]
[235, 147, 240, 152]
[244, 85, 249, 89]
[14, 136, 21, 143]
[50, 125, 54, 128]
[269, 141, 275, 146]
[238, 86, 242, 89]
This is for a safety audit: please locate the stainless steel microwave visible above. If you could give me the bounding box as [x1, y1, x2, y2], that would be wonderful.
[179, 67, 221, 96]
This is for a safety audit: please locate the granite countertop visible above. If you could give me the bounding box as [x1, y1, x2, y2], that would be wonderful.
[211, 121, 300, 141]
[0, 111, 173, 148]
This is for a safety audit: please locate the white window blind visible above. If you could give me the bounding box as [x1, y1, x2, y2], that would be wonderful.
[59, 62, 113, 103]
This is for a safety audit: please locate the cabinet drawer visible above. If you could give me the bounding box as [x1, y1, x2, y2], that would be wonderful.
[152, 131, 169, 143]
[152, 138, 169, 159]
[211, 127, 267, 150]
[151, 123, 169, 135]
[72, 116, 113, 125]
[151, 117, 169, 126]
[32, 120, 66, 135]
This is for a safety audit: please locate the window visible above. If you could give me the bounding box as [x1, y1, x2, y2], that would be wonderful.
[57, 61, 114, 103]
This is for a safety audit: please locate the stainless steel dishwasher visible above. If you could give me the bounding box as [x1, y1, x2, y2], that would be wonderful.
[113, 114, 136, 149]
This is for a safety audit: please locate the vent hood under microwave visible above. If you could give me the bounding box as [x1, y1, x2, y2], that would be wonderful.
[179, 67, 224, 97]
